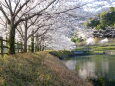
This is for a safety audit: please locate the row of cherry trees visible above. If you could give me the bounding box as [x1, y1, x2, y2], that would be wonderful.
[0, 0, 84, 54]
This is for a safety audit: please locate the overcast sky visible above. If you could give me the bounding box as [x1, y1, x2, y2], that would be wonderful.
[82, 0, 115, 13]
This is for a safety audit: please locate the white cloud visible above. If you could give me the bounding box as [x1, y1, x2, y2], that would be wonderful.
[83, 0, 115, 13]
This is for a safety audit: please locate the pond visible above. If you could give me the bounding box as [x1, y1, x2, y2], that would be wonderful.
[63, 54, 115, 86]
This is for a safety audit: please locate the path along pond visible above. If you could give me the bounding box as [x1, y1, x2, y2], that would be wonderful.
[63, 54, 115, 86]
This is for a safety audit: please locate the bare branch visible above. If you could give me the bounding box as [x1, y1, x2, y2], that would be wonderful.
[0, 6, 10, 24]
[14, 0, 30, 18]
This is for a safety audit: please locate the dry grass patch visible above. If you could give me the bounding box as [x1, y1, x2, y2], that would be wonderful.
[0, 52, 92, 86]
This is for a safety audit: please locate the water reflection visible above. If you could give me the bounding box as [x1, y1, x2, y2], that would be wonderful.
[64, 60, 76, 70]
[101, 59, 109, 76]
[63, 55, 113, 80]
[78, 61, 96, 79]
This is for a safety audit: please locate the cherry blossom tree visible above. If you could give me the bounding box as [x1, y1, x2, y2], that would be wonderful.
[0, 0, 85, 53]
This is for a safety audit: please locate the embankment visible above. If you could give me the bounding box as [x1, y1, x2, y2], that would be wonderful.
[0, 51, 92, 86]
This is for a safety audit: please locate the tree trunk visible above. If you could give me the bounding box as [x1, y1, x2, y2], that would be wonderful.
[23, 20, 28, 52]
[31, 31, 34, 52]
[23, 29, 28, 52]
[9, 25, 16, 54]
[24, 39, 27, 52]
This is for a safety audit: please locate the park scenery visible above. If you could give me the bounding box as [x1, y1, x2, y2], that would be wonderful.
[0, 0, 115, 86]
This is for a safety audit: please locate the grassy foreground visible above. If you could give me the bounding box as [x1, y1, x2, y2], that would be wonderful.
[0, 51, 92, 86]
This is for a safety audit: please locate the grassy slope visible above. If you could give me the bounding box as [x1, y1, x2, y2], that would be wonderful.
[0, 52, 92, 86]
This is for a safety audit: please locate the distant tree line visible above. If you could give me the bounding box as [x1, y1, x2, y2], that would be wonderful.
[84, 7, 115, 30]
[84, 7, 115, 37]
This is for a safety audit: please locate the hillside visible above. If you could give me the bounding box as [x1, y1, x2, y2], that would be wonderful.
[0, 52, 92, 86]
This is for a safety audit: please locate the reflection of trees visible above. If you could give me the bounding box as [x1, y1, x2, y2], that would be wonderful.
[76, 55, 110, 79]
[101, 59, 109, 76]
[108, 57, 115, 79]
[64, 55, 115, 80]
[64, 60, 77, 70]
[78, 61, 96, 79]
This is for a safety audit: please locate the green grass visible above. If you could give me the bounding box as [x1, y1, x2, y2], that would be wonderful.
[93, 46, 115, 51]
[49, 50, 73, 59]
[66, 44, 115, 56]
[93, 50, 105, 54]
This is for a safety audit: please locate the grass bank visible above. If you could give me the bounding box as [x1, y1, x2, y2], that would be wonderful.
[49, 50, 73, 59]
[49, 50, 91, 60]
[0, 51, 92, 86]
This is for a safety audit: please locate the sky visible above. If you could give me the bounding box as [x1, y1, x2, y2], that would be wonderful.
[82, 0, 115, 13]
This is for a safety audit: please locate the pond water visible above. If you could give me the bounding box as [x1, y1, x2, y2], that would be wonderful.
[63, 54, 115, 85]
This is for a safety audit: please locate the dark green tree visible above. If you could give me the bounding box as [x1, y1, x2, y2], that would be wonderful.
[110, 7, 115, 12]
[84, 18, 100, 29]
[85, 7, 115, 30]
[96, 24, 105, 30]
